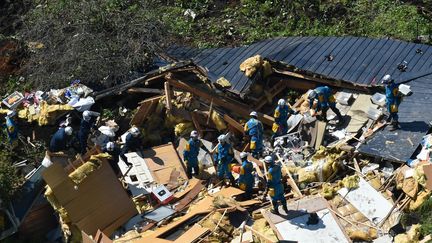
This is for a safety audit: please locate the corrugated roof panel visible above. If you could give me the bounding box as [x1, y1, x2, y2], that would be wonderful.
[292, 37, 334, 69]
[282, 37, 320, 64]
[356, 39, 402, 85]
[319, 37, 360, 77]
[210, 47, 247, 76]
[314, 37, 355, 75]
[266, 37, 299, 59]
[331, 37, 373, 80]
[414, 46, 432, 72]
[346, 38, 389, 83]
[301, 37, 339, 71]
[373, 41, 412, 81]
[335, 38, 375, 81]
[271, 38, 305, 61]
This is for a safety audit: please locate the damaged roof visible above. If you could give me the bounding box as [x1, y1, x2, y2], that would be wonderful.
[167, 36, 432, 95]
[168, 37, 432, 162]
[358, 73, 432, 161]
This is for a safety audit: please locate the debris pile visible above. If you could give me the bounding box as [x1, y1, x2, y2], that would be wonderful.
[2, 53, 432, 243]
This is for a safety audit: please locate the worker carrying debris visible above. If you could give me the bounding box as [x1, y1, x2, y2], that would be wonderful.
[213, 134, 235, 185]
[78, 110, 100, 154]
[238, 152, 255, 199]
[263, 155, 288, 215]
[49, 126, 73, 152]
[103, 141, 126, 175]
[4, 110, 18, 146]
[382, 74, 402, 131]
[119, 126, 143, 166]
[272, 99, 296, 140]
[244, 111, 264, 158]
[183, 130, 210, 179]
[308, 86, 344, 124]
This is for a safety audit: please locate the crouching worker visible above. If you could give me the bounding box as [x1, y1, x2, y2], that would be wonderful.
[183, 130, 210, 179]
[103, 141, 127, 176]
[238, 152, 255, 199]
[213, 134, 235, 185]
[272, 99, 296, 140]
[119, 126, 143, 167]
[308, 86, 344, 125]
[49, 126, 74, 153]
[263, 155, 288, 215]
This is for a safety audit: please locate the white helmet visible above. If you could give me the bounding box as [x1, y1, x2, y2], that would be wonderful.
[278, 99, 286, 106]
[240, 152, 248, 159]
[264, 156, 273, 164]
[76, 87, 84, 96]
[65, 126, 73, 135]
[218, 134, 226, 143]
[83, 110, 91, 121]
[130, 127, 140, 137]
[250, 111, 258, 117]
[308, 90, 317, 100]
[190, 130, 199, 138]
[381, 74, 392, 84]
[106, 142, 115, 152]
[6, 110, 15, 118]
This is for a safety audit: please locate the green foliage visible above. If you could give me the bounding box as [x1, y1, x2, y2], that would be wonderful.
[159, 0, 431, 48]
[417, 197, 432, 236]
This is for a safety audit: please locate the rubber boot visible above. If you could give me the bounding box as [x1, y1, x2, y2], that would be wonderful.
[270, 203, 280, 215]
[282, 204, 289, 214]
[389, 121, 399, 131]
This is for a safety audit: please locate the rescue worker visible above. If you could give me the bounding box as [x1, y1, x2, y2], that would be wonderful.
[308, 86, 344, 124]
[213, 134, 235, 185]
[103, 141, 126, 175]
[238, 152, 255, 199]
[183, 130, 210, 179]
[244, 111, 264, 158]
[264, 155, 288, 215]
[49, 126, 73, 152]
[119, 126, 143, 166]
[4, 110, 18, 146]
[382, 74, 402, 131]
[78, 110, 100, 154]
[272, 99, 296, 140]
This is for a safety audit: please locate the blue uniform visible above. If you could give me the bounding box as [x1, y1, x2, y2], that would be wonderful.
[385, 82, 401, 122]
[244, 118, 264, 157]
[267, 164, 287, 211]
[49, 128, 70, 152]
[5, 117, 18, 145]
[238, 158, 254, 197]
[183, 138, 202, 178]
[309, 86, 343, 121]
[213, 143, 234, 180]
[273, 105, 294, 136]
[120, 133, 143, 165]
[102, 146, 123, 175]
[78, 117, 96, 154]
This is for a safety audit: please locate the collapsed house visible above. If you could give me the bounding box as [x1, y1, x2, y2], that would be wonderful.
[3, 36, 432, 242]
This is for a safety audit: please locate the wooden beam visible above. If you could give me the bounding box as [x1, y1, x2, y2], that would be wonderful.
[131, 95, 163, 126]
[255, 81, 287, 110]
[164, 82, 173, 111]
[127, 88, 163, 94]
[165, 76, 274, 126]
[244, 225, 277, 243]
[190, 112, 204, 137]
[206, 99, 213, 125]
[223, 114, 245, 135]
[275, 154, 303, 198]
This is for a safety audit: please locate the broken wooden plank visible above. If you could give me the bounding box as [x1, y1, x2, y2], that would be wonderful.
[223, 114, 245, 135]
[206, 99, 213, 125]
[127, 87, 164, 94]
[164, 82, 173, 111]
[173, 224, 210, 243]
[165, 75, 274, 126]
[314, 121, 327, 150]
[255, 81, 287, 110]
[131, 96, 163, 126]
[191, 111, 204, 137]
